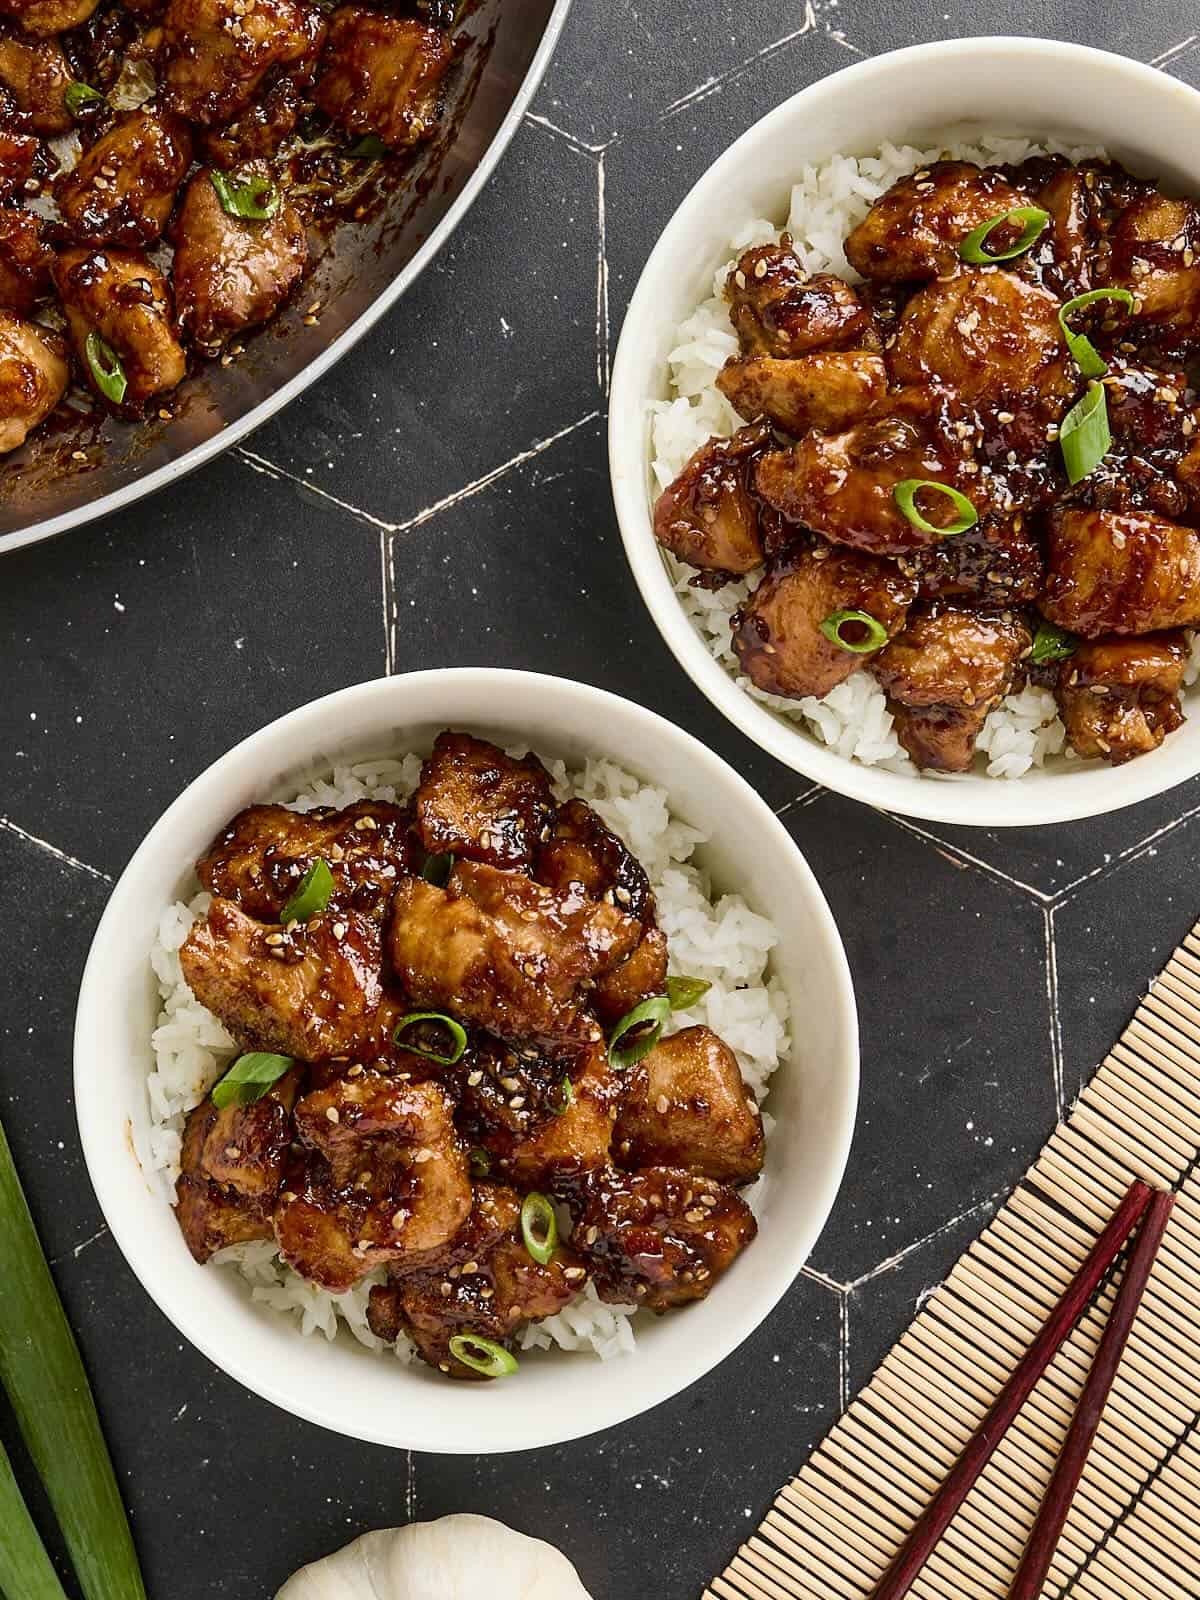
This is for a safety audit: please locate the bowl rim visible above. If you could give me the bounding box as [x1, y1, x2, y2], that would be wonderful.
[73, 669, 860, 1452]
[1, 0, 573, 558]
[608, 36, 1200, 829]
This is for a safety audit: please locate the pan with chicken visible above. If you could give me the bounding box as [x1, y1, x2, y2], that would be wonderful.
[0, 0, 461, 454]
[653, 152, 1200, 773]
[169, 730, 769, 1382]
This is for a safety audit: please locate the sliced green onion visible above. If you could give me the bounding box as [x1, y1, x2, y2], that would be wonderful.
[420, 851, 454, 885]
[958, 205, 1049, 263]
[666, 975, 711, 1011]
[607, 994, 671, 1071]
[819, 609, 890, 655]
[1028, 620, 1079, 665]
[448, 1334, 518, 1378]
[0, 1113, 148, 1600]
[1060, 381, 1111, 485]
[393, 1011, 467, 1065]
[520, 1192, 558, 1266]
[894, 478, 978, 537]
[211, 1052, 294, 1110]
[63, 81, 103, 116]
[0, 1436, 70, 1600]
[209, 169, 279, 220]
[348, 134, 387, 161]
[84, 331, 126, 405]
[552, 1077, 574, 1115]
[279, 857, 333, 923]
[1058, 288, 1135, 379]
[468, 1147, 491, 1178]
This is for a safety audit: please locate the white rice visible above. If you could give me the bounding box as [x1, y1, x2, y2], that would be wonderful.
[647, 131, 1153, 781]
[145, 754, 789, 1365]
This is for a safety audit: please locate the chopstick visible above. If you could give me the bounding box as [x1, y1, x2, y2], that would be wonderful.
[869, 1177, 1155, 1600]
[1006, 1185, 1175, 1600]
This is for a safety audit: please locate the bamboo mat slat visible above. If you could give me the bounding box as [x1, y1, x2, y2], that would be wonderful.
[705, 918, 1200, 1600]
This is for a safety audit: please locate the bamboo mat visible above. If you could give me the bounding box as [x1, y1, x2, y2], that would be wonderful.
[706, 922, 1200, 1600]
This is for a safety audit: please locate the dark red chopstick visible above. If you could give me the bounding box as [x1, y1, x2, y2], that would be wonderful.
[869, 1178, 1154, 1600]
[1006, 1185, 1174, 1600]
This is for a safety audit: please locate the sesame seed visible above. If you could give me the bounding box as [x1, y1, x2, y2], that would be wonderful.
[71, 449, 87, 461]
[467, 1070, 483, 1087]
[325, 1106, 340, 1123]
[347, 1063, 364, 1077]
[753, 258, 767, 279]
[684, 1208, 705, 1223]
[509, 1095, 526, 1109]
[392, 1210, 407, 1228]
[224, 1145, 241, 1159]
[281, 1190, 296, 1202]
[355, 816, 378, 830]
[462, 1260, 478, 1274]
[586, 1226, 599, 1245]
[332, 920, 347, 939]
[413, 1147, 434, 1163]
[480, 1287, 494, 1299]
[564, 1266, 586, 1281]
[655, 1094, 670, 1114]
[439, 1281, 452, 1297]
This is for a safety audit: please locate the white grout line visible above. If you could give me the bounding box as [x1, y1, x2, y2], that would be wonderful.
[825, 29, 863, 56]
[595, 152, 610, 396]
[0, 815, 112, 883]
[523, 111, 610, 157]
[379, 527, 395, 676]
[847, 1190, 1006, 1291]
[1149, 34, 1199, 68]
[389, 410, 601, 536]
[1052, 794, 1200, 905]
[49, 1224, 109, 1265]
[837, 1291, 850, 1413]
[406, 1451, 416, 1522]
[655, 3, 817, 122]
[1045, 903, 1065, 1117]
[774, 785, 823, 819]
[882, 812, 1051, 903]
[234, 448, 395, 534]
[800, 1261, 849, 1295]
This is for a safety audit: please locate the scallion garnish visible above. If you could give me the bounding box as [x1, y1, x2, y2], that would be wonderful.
[894, 478, 978, 537]
[209, 169, 280, 220]
[469, 1147, 491, 1177]
[348, 134, 387, 161]
[958, 205, 1049, 264]
[819, 609, 890, 655]
[1060, 381, 1111, 485]
[520, 1193, 558, 1266]
[420, 851, 454, 885]
[607, 994, 671, 1070]
[84, 331, 126, 405]
[448, 1334, 518, 1378]
[1058, 288, 1135, 379]
[211, 1052, 294, 1110]
[552, 1077, 574, 1115]
[1028, 620, 1079, 665]
[63, 81, 103, 116]
[279, 857, 333, 923]
[666, 975, 711, 1011]
[0, 1114, 148, 1600]
[393, 1011, 467, 1065]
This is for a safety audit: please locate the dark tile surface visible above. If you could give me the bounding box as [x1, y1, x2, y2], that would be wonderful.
[4, 5, 1200, 1599]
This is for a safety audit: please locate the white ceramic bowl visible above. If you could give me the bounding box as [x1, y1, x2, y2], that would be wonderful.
[610, 38, 1200, 828]
[74, 670, 857, 1453]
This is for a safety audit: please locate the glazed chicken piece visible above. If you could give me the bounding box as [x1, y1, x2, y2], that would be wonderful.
[1101, 193, 1200, 351]
[367, 1184, 584, 1379]
[56, 109, 194, 248]
[161, 0, 324, 124]
[1018, 158, 1098, 298]
[888, 268, 1074, 406]
[0, 28, 71, 133]
[534, 798, 667, 1027]
[314, 9, 453, 151]
[171, 165, 307, 348]
[725, 246, 876, 357]
[0, 0, 101, 34]
[197, 799, 415, 923]
[0, 310, 66, 452]
[613, 1027, 763, 1185]
[652, 423, 772, 580]
[453, 1027, 618, 1190]
[1056, 633, 1187, 765]
[716, 351, 888, 437]
[0, 209, 51, 314]
[414, 731, 555, 871]
[390, 861, 641, 1046]
[906, 511, 1045, 606]
[845, 160, 1030, 282]
[275, 1074, 470, 1292]
[1041, 508, 1200, 637]
[755, 386, 978, 556]
[574, 1166, 757, 1312]
[732, 542, 916, 700]
[872, 604, 1031, 772]
[202, 72, 305, 168]
[1078, 362, 1200, 523]
[175, 1065, 303, 1263]
[53, 247, 186, 409]
[0, 123, 37, 199]
[180, 897, 393, 1060]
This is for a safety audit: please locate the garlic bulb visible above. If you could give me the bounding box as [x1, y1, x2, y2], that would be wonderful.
[277, 1515, 594, 1600]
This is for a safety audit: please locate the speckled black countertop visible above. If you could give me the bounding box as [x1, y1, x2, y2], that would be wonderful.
[4, 4, 1200, 1596]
